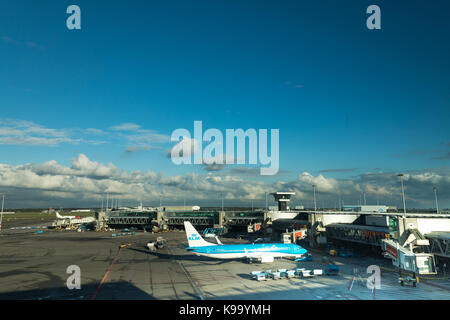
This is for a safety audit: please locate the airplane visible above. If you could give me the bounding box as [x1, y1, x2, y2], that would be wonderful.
[56, 211, 76, 219]
[183, 221, 307, 263]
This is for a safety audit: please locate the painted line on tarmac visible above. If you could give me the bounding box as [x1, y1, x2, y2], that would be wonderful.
[167, 246, 205, 300]
[90, 245, 125, 300]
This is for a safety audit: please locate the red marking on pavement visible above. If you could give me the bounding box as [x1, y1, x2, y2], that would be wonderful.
[90, 246, 124, 300]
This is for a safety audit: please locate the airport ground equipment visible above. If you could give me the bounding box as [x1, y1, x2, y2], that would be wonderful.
[285, 270, 296, 278]
[112, 232, 136, 237]
[147, 242, 156, 252]
[325, 264, 339, 276]
[147, 237, 166, 251]
[313, 269, 324, 276]
[295, 253, 312, 262]
[247, 255, 275, 263]
[255, 273, 268, 281]
[268, 271, 282, 280]
[156, 236, 166, 249]
[295, 268, 306, 276]
[251, 271, 269, 281]
[301, 270, 313, 277]
[338, 248, 354, 257]
[398, 275, 418, 287]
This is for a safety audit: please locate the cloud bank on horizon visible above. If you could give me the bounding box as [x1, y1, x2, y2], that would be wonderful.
[0, 153, 448, 209]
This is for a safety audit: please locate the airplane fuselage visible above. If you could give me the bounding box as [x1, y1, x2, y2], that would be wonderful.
[187, 243, 307, 259]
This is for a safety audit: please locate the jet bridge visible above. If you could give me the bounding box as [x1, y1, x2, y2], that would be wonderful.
[382, 239, 437, 275]
[426, 232, 450, 259]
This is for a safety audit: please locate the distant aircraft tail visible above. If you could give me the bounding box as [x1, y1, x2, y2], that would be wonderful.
[56, 212, 63, 219]
[215, 236, 223, 245]
[184, 221, 217, 248]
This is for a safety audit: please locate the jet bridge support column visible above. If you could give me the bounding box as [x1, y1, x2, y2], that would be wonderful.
[308, 212, 325, 248]
[217, 211, 225, 228]
[157, 211, 164, 225]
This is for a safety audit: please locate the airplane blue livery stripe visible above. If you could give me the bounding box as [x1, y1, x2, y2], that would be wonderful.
[187, 243, 307, 255]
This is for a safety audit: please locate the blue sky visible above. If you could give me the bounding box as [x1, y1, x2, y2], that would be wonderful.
[0, 0, 449, 208]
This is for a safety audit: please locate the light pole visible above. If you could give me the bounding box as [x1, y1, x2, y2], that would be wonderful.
[265, 192, 268, 210]
[363, 192, 367, 206]
[397, 174, 406, 216]
[0, 194, 4, 233]
[433, 187, 439, 214]
[312, 185, 317, 212]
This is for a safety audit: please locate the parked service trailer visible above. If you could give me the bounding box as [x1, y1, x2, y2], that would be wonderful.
[255, 273, 268, 281]
[301, 270, 313, 277]
[295, 268, 306, 276]
[269, 271, 282, 280]
[285, 270, 296, 278]
[313, 269, 324, 276]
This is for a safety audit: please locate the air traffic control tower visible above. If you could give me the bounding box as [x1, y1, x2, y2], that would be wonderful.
[271, 192, 295, 211]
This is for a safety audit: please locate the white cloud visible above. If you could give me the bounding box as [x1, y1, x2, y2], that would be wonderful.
[110, 123, 141, 131]
[0, 119, 79, 146]
[0, 118, 169, 149]
[0, 154, 449, 208]
[110, 122, 170, 147]
[0, 119, 110, 146]
[297, 172, 339, 192]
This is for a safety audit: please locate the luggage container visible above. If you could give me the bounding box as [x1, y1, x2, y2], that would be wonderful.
[313, 269, 324, 276]
[285, 270, 296, 278]
[255, 273, 268, 281]
[301, 270, 313, 277]
[269, 271, 281, 280]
